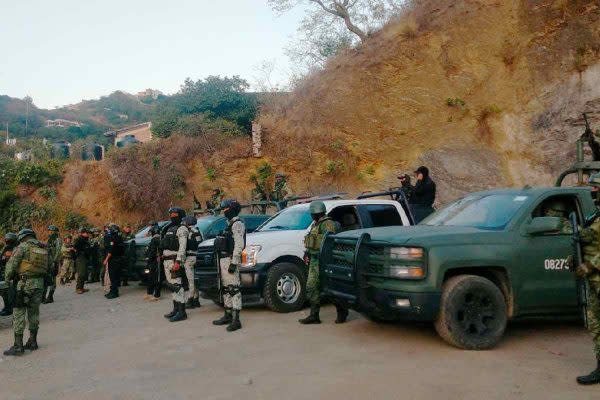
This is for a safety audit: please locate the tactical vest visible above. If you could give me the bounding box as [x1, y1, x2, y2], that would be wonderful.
[186, 228, 201, 257]
[161, 224, 181, 252]
[215, 218, 245, 257]
[17, 241, 49, 277]
[304, 217, 338, 253]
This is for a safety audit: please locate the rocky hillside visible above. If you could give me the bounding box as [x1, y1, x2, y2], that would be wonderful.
[48, 0, 600, 227]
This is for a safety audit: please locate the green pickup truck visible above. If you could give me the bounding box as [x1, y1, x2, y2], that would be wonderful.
[321, 187, 595, 350]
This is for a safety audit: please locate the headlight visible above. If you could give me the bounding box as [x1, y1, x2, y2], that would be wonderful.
[388, 266, 425, 279]
[241, 245, 262, 268]
[387, 247, 424, 260]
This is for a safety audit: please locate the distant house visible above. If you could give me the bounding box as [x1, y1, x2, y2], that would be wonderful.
[136, 89, 163, 100]
[46, 119, 82, 128]
[104, 122, 152, 145]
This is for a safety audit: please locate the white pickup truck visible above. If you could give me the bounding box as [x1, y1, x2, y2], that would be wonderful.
[195, 196, 413, 313]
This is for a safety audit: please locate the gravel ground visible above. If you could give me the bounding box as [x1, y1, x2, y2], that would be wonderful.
[0, 283, 598, 400]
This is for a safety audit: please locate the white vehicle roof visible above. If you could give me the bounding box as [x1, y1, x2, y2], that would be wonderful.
[288, 199, 403, 211]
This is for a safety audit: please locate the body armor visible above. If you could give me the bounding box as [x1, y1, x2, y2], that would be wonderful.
[161, 224, 181, 252]
[186, 228, 201, 257]
[17, 241, 49, 277]
[215, 217, 245, 257]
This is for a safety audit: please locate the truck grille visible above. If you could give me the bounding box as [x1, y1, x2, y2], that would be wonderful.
[195, 245, 218, 291]
[366, 245, 385, 275]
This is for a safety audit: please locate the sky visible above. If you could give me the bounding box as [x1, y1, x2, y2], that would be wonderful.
[0, 0, 305, 109]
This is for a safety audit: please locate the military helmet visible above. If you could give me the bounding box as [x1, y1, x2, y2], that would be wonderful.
[4, 232, 17, 244]
[64, 233, 73, 239]
[275, 172, 285, 178]
[168, 206, 186, 218]
[48, 225, 59, 232]
[309, 201, 326, 215]
[17, 228, 36, 242]
[589, 173, 600, 188]
[546, 201, 566, 213]
[183, 215, 197, 226]
[220, 199, 242, 219]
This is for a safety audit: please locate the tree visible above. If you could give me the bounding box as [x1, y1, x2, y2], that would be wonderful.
[269, 0, 402, 68]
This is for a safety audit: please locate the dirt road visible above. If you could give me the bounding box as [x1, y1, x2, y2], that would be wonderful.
[0, 283, 597, 400]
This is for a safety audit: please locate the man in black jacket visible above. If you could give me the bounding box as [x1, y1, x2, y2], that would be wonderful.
[399, 166, 436, 223]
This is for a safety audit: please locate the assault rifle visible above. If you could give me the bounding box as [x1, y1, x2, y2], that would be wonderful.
[570, 211, 590, 328]
[582, 113, 600, 161]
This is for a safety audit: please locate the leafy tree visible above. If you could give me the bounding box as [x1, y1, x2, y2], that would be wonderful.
[269, 0, 403, 67]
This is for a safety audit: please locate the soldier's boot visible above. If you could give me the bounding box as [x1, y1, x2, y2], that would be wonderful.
[3, 334, 24, 356]
[164, 301, 177, 319]
[185, 298, 196, 309]
[226, 310, 242, 332]
[577, 359, 600, 385]
[299, 305, 321, 325]
[169, 302, 187, 322]
[192, 297, 201, 308]
[335, 304, 349, 324]
[213, 308, 232, 325]
[44, 288, 55, 304]
[24, 329, 39, 351]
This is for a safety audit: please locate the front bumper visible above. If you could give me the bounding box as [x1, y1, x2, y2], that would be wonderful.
[324, 286, 440, 321]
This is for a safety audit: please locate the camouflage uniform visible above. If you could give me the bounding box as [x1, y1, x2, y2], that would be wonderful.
[163, 225, 189, 304]
[4, 235, 48, 355]
[300, 201, 348, 324]
[0, 240, 17, 316]
[272, 175, 292, 203]
[219, 218, 245, 311]
[43, 233, 62, 303]
[579, 219, 600, 359]
[207, 189, 225, 210]
[304, 216, 339, 306]
[60, 240, 76, 284]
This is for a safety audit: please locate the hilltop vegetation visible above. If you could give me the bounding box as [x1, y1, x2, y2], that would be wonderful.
[4, 0, 600, 231]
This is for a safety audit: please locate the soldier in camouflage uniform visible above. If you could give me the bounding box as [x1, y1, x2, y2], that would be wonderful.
[212, 199, 245, 332]
[0, 232, 18, 316]
[121, 225, 135, 287]
[60, 234, 76, 284]
[43, 225, 62, 304]
[73, 228, 91, 294]
[3, 229, 49, 356]
[576, 173, 600, 385]
[299, 201, 348, 325]
[206, 188, 225, 211]
[271, 172, 292, 203]
[543, 201, 573, 234]
[88, 228, 102, 283]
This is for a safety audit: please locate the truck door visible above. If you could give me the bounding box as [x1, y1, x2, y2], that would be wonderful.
[357, 204, 405, 229]
[518, 195, 579, 314]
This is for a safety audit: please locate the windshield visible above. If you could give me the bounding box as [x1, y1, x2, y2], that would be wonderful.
[258, 205, 313, 231]
[135, 221, 168, 238]
[196, 218, 217, 234]
[422, 194, 529, 230]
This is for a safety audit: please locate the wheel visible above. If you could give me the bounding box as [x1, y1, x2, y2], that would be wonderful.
[263, 262, 306, 313]
[434, 275, 507, 350]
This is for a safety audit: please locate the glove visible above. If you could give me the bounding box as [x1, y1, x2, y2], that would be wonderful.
[228, 263, 237, 274]
[576, 262, 592, 278]
[303, 253, 311, 266]
[173, 262, 181, 271]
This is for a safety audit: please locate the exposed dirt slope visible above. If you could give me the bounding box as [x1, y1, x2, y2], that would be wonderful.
[46, 0, 600, 226]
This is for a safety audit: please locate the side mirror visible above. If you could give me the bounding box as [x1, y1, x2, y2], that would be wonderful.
[526, 217, 563, 235]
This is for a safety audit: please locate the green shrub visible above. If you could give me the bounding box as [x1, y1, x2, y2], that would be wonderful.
[325, 160, 346, 176]
[446, 98, 466, 107]
[39, 186, 57, 200]
[64, 211, 89, 231]
[206, 167, 217, 182]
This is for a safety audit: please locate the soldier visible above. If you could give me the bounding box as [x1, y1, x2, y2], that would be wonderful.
[42, 225, 62, 304]
[73, 228, 91, 294]
[3, 229, 49, 356]
[250, 174, 268, 214]
[104, 224, 126, 299]
[543, 201, 572, 234]
[207, 188, 224, 211]
[399, 166, 437, 223]
[212, 199, 245, 332]
[183, 216, 202, 309]
[576, 173, 600, 385]
[161, 207, 189, 322]
[121, 225, 135, 287]
[0, 233, 18, 316]
[299, 201, 348, 325]
[271, 172, 292, 203]
[144, 222, 162, 301]
[88, 228, 102, 283]
[59, 234, 76, 285]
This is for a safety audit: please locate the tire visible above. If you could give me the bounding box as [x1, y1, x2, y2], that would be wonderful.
[263, 262, 306, 313]
[434, 274, 507, 350]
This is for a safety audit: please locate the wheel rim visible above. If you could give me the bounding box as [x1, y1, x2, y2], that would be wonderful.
[276, 273, 301, 304]
[455, 289, 498, 337]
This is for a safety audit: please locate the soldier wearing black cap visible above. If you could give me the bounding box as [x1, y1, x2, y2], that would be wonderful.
[42, 225, 62, 304]
[104, 224, 126, 299]
[144, 222, 162, 301]
[73, 228, 91, 294]
[399, 165, 436, 223]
